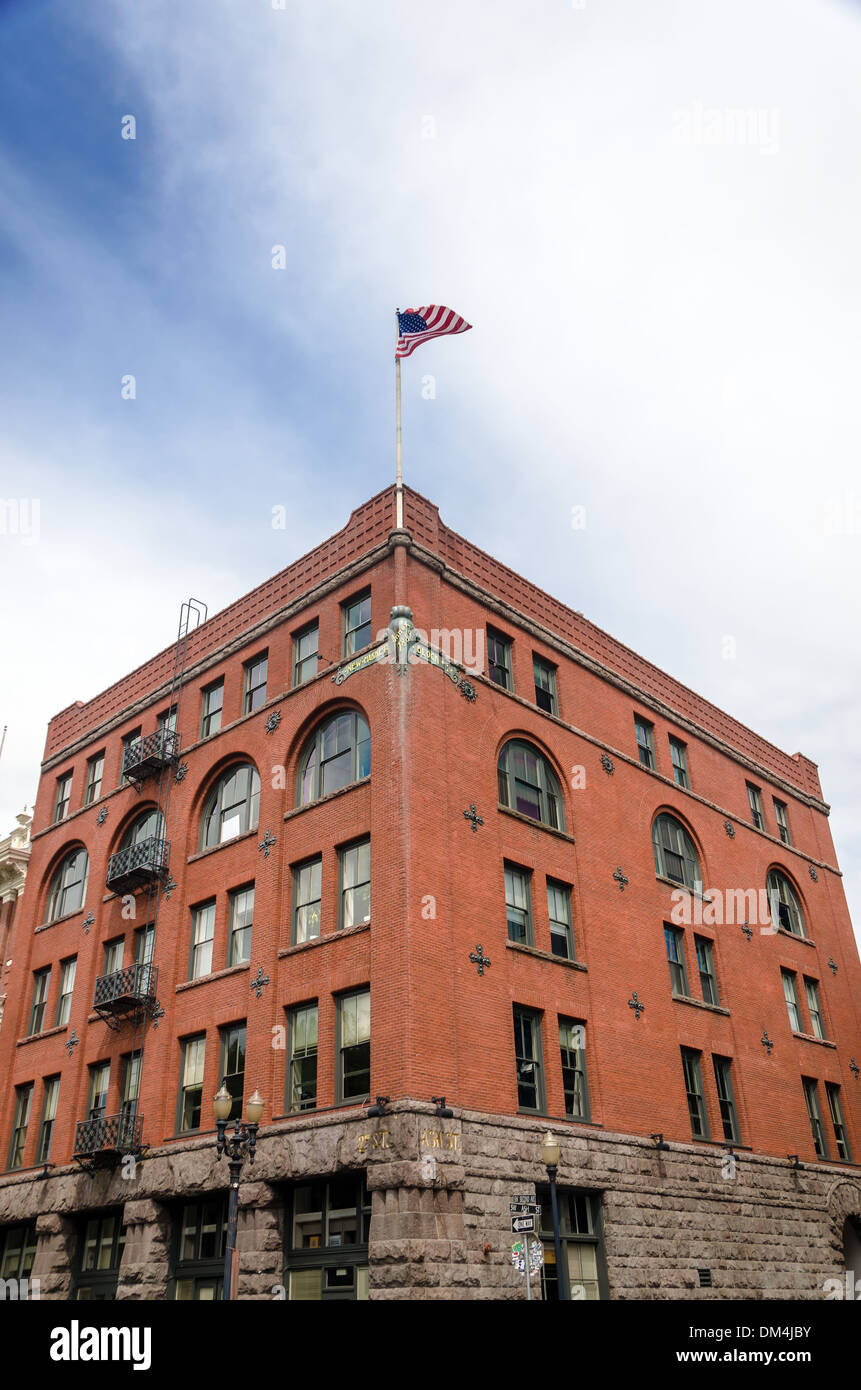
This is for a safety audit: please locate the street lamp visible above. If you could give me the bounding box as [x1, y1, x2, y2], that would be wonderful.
[540, 1131, 566, 1301]
[214, 1085, 264, 1301]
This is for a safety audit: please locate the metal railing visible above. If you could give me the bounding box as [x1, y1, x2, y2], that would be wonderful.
[93, 962, 158, 1010]
[106, 836, 170, 891]
[73, 1110, 143, 1157]
[122, 727, 180, 778]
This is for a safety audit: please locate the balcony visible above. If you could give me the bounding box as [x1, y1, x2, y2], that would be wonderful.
[73, 1111, 143, 1167]
[92, 962, 159, 1028]
[106, 836, 170, 894]
[122, 728, 180, 784]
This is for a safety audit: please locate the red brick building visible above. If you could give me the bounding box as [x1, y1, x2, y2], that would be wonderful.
[1, 484, 860, 1300]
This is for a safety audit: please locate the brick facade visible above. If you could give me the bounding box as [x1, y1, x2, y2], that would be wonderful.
[0, 485, 859, 1299]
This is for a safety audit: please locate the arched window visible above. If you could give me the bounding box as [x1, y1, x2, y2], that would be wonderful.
[497, 740, 564, 831]
[120, 808, 164, 850]
[766, 868, 806, 938]
[298, 711, 370, 806]
[200, 764, 260, 850]
[46, 848, 89, 921]
[652, 813, 701, 890]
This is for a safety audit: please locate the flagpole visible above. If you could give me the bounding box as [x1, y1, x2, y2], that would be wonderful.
[395, 308, 403, 529]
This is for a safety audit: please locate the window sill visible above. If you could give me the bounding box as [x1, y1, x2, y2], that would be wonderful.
[506, 941, 586, 972]
[790, 1031, 836, 1049]
[670, 994, 730, 1017]
[278, 921, 371, 958]
[34, 908, 86, 934]
[497, 805, 574, 842]
[776, 927, 815, 947]
[187, 827, 260, 865]
[655, 876, 711, 901]
[176, 962, 250, 993]
[283, 778, 370, 822]
[16, 1023, 68, 1047]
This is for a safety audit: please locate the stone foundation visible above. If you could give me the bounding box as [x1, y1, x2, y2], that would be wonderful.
[1, 1102, 858, 1300]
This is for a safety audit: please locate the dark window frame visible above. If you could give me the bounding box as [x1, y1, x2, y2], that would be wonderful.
[286, 1002, 319, 1114]
[504, 862, 533, 946]
[712, 1056, 740, 1143]
[513, 1006, 545, 1114]
[336, 988, 371, 1104]
[342, 592, 372, 658]
[487, 627, 513, 691]
[338, 838, 371, 931]
[243, 652, 269, 715]
[293, 622, 320, 687]
[177, 1034, 206, 1135]
[84, 753, 105, 807]
[681, 1047, 709, 1139]
[532, 655, 557, 714]
[200, 680, 224, 739]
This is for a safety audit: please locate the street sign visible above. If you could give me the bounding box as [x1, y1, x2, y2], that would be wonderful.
[511, 1215, 536, 1234]
[509, 1202, 540, 1214]
[511, 1193, 535, 1203]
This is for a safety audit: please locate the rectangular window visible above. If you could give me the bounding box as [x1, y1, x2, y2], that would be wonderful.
[178, 1036, 206, 1133]
[634, 716, 655, 769]
[76, 1212, 126, 1298]
[339, 839, 370, 929]
[694, 936, 719, 1006]
[664, 926, 689, 996]
[55, 956, 77, 1027]
[200, 680, 224, 738]
[0, 1224, 37, 1280]
[102, 938, 124, 977]
[189, 902, 216, 979]
[337, 990, 370, 1102]
[293, 859, 322, 944]
[227, 885, 254, 966]
[559, 1020, 589, 1119]
[547, 879, 574, 960]
[669, 736, 689, 789]
[802, 1077, 828, 1158]
[158, 706, 177, 735]
[287, 1003, 318, 1113]
[84, 753, 104, 806]
[533, 656, 557, 714]
[773, 799, 791, 846]
[87, 1062, 110, 1120]
[219, 1023, 246, 1122]
[746, 782, 764, 831]
[825, 1083, 851, 1162]
[681, 1048, 709, 1138]
[54, 773, 72, 823]
[293, 622, 319, 686]
[7, 1084, 33, 1170]
[782, 970, 802, 1032]
[172, 1199, 227, 1300]
[243, 652, 268, 714]
[513, 1007, 544, 1112]
[487, 628, 513, 690]
[134, 925, 154, 966]
[119, 728, 141, 783]
[121, 1051, 141, 1119]
[343, 592, 372, 657]
[28, 967, 51, 1035]
[284, 1177, 370, 1301]
[712, 1056, 740, 1143]
[537, 1189, 605, 1301]
[804, 978, 825, 1040]
[504, 864, 532, 946]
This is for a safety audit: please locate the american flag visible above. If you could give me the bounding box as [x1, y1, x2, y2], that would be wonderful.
[396, 305, 472, 358]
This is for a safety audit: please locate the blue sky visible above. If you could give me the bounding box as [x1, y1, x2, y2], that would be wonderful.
[1, 0, 860, 942]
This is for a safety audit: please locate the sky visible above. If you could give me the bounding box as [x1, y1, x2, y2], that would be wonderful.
[0, 0, 860, 940]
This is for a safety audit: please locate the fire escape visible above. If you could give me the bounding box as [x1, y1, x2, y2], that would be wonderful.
[73, 599, 207, 1173]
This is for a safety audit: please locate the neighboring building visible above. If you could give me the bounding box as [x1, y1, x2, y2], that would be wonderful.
[0, 484, 859, 1301]
[0, 811, 32, 1032]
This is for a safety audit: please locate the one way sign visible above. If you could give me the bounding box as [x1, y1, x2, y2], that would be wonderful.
[511, 1215, 536, 1234]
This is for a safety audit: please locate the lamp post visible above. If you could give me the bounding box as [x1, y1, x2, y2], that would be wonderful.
[214, 1085, 264, 1301]
[540, 1131, 566, 1301]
